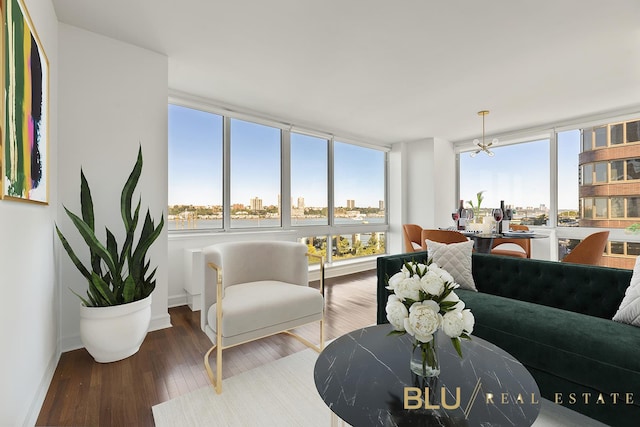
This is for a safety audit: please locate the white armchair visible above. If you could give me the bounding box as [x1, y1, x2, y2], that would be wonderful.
[201, 240, 325, 393]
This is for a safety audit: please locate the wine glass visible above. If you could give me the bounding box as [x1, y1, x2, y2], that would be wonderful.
[461, 208, 474, 231]
[492, 208, 504, 233]
[451, 211, 460, 229]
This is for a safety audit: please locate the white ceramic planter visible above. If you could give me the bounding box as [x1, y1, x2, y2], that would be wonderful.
[80, 294, 152, 363]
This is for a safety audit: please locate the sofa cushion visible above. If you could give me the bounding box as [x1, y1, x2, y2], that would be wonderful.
[458, 289, 640, 398]
[613, 256, 640, 326]
[425, 239, 477, 291]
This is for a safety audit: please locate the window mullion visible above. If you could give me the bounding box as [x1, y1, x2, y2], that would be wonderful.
[223, 116, 231, 230]
[281, 129, 291, 228]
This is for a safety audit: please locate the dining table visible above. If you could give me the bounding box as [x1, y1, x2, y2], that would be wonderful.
[462, 230, 548, 254]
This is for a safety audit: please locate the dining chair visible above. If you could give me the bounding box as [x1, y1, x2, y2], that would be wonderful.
[403, 224, 424, 252]
[201, 240, 325, 393]
[561, 231, 610, 266]
[421, 229, 469, 249]
[491, 224, 531, 258]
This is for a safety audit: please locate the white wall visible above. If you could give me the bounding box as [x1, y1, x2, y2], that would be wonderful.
[391, 138, 457, 235]
[433, 137, 457, 228]
[57, 24, 170, 351]
[0, 1, 58, 425]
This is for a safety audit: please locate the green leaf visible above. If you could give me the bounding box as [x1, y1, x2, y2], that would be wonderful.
[122, 276, 136, 303]
[105, 227, 119, 268]
[64, 207, 117, 274]
[386, 330, 406, 337]
[439, 301, 459, 310]
[79, 170, 95, 231]
[121, 146, 143, 230]
[55, 224, 92, 281]
[90, 272, 117, 306]
[70, 288, 92, 307]
[451, 337, 463, 358]
[131, 212, 164, 280]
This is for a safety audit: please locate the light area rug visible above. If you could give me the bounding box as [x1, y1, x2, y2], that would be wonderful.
[152, 349, 607, 427]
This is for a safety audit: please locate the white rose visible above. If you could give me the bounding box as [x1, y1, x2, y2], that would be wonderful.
[429, 265, 455, 285]
[442, 291, 465, 311]
[442, 311, 465, 338]
[394, 276, 421, 301]
[420, 271, 445, 296]
[404, 300, 442, 343]
[387, 271, 408, 292]
[462, 309, 475, 335]
[386, 295, 408, 331]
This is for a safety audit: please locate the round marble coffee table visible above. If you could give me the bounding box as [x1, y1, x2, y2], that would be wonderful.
[314, 324, 540, 426]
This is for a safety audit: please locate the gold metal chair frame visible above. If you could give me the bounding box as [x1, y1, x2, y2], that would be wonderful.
[204, 252, 325, 394]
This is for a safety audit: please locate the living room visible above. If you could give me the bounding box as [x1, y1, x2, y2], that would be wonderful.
[1, 1, 639, 426]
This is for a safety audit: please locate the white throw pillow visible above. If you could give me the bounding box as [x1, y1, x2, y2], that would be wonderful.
[425, 239, 477, 291]
[411, 241, 422, 250]
[613, 256, 640, 326]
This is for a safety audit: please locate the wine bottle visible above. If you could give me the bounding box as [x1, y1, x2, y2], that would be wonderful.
[499, 200, 505, 234]
[457, 199, 465, 230]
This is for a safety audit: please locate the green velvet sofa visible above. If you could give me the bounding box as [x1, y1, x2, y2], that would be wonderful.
[376, 251, 640, 427]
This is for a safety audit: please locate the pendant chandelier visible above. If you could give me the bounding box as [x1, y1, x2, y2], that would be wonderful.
[470, 110, 497, 157]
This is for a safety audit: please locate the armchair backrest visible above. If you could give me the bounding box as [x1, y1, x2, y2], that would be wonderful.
[403, 224, 424, 252]
[562, 231, 609, 265]
[204, 241, 309, 288]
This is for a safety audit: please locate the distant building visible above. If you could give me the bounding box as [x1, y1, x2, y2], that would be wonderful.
[347, 199, 355, 209]
[379, 200, 385, 210]
[297, 197, 305, 209]
[579, 117, 640, 268]
[250, 197, 263, 211]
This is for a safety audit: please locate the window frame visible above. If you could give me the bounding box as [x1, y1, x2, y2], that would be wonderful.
[167, 95, 390, 263]
[455, 110, 640, 264]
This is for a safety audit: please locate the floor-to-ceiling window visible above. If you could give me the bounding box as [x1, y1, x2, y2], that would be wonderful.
[557, 118, 640, 268]
[457, 114, 640, 269]
[168, 104, 223, 230]
[459, 138, 550, 225]
[168, 102, 388, 263]
[229, 119, 281, 229]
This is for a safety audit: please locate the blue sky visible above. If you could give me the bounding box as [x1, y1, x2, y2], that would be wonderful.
[170, 104, 580, 211]
[169, 104, 385, 207]
[460, 133, 579, 211]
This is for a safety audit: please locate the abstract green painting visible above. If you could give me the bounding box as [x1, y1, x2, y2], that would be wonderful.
[2, 0, 48, 203]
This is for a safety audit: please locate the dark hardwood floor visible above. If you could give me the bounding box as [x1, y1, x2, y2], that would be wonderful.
[36, 270, 377, 426]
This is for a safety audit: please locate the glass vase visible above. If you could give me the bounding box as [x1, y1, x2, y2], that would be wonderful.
[410, 336, 440, 377]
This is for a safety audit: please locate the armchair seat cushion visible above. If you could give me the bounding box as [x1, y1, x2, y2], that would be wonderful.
[208, 280, 323, 342]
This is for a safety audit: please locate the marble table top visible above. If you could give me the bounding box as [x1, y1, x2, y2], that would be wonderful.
[314, 324, 540, 426]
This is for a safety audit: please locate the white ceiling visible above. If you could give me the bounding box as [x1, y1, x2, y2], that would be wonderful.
[52, 0, 640, 146]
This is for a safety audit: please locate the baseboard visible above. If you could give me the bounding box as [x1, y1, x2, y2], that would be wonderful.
[149, 313, 172, 331]
[23, 349, 60, 427]
[168, 292, 188, 308]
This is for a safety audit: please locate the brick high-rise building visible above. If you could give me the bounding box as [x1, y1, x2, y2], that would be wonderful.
[579, 117, 640, 268]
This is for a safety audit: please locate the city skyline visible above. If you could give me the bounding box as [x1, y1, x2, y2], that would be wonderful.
[169, 104, 386, 208]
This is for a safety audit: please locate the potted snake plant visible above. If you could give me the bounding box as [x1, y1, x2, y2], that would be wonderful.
[56, 146, 164, 363]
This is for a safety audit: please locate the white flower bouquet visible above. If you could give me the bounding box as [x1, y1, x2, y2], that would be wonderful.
[385, 259, 474, 376]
